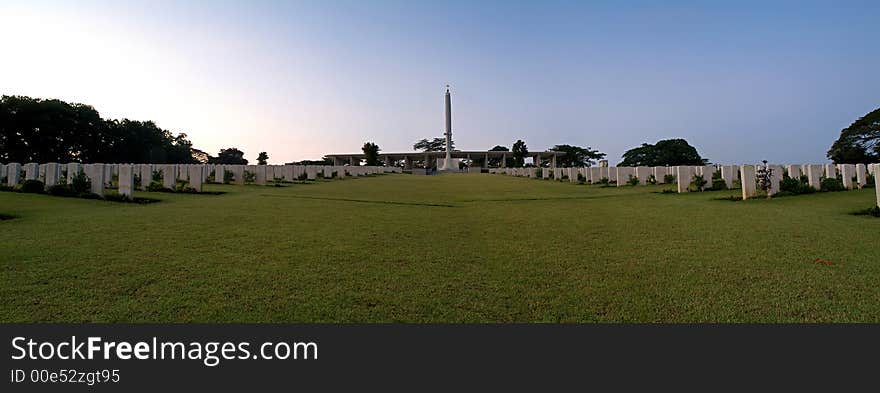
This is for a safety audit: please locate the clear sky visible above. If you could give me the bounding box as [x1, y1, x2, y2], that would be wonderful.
[2, 0, 878, 164]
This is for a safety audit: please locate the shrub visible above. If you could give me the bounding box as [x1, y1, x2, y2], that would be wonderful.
[152, 170, 163, 182]
[548, 169, 554, 179]
[661, 188, 676, 194]
[147, 181, 168, 192]
[577, 173, 585, 183]
[21, 180, 45, 193]
[627, 175, 639, 186]
[712, 178, 728, 190]
[690, 174, 708, 191]
[663, 174, 675, 184]
[69, 170, 92, 194]
[597, 177, 610, 185]
[820, 177, 845, 192]
[0, 185, 15, 192]
[47, 184, 76, 197]
[779, 174, 815, 195]
[243, 170, 256, 184]
[297, 172, 308, 181]
[647, 175, 657, 185]
[224, 170, 234, 184]
[866, 173, 875, 188]
[134, 173, 142, 188]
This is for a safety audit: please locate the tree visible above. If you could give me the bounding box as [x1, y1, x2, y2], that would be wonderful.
[257, 152, 269, 165]
[549, 144, 606, 167]
[413, 137, 454, 152]
[210, 148, 248, 165]
[618, 139, 708, 167]
[512, 140, 528, 167]
[362, 142, 380, 166]
[827, 107, 880, 164]
[0, 95, 200, 164]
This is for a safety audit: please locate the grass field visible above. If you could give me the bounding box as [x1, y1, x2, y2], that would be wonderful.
[1, 173, 878, 323]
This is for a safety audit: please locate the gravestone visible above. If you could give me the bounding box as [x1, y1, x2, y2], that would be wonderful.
[24, 163, 38, 180]
[607, 167, 617, 182]
[44, 163, 60, 189]
[635, 166, 651, 185]
[66, 163, 81, 185]
[590, 167, 601, 183]
[825, 164, 837, 179]
[118, 164, 134, 197]
[188, 165, 204, 192]
[769, 165, 783, 195]
[676, 166, 692, 193]
[163, 164, 178, 189]
[720, 165, 736, 189]
[616, 167, 634, 187]
[700, 165, 715, 189]
[653, 167, 666, 184]
[177, 164, 188, 181]
[569, 168, 578, 183]
[139, 164, 153, 190]
[542, 168, 550, 179]
[806, 164, 822, 190]
[306, 166, 317, 180]
[740, 165, 756, 199]
[840, 164, 855, 190]
[254, 165, 267, 185]
[214, 165, 225, 184]
[85, 164, 105, 195]
[231, 165, 245, 185]
[7, 163, 21, 187]
[876, 168, 880, 207]
[787, 164, 802, 180]
[855, 163, 867, 189]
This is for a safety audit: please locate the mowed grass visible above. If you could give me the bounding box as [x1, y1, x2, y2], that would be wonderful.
[1, 174, 878, 323]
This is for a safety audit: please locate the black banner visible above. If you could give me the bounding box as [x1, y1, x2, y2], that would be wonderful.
[1, 324, 876, 391]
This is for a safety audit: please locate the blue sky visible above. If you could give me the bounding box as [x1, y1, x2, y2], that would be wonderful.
[2, 0, 878, 164]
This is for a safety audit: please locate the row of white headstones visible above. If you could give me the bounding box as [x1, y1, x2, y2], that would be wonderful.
[0, 163, 401, 197]
[490, 163, 880, 206]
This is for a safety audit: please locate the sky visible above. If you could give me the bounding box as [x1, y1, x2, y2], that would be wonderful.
[1, 0, 879, 164]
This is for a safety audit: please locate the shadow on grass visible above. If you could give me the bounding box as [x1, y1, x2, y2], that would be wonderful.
[852, 206, 880, 217]
[0, 213, 17, 221]
[259, 194, 457, 207]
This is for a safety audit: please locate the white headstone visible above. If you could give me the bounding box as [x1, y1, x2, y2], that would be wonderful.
[139, 164, 153, 190]
[700, 165, 714, 189]
[635, 166, 651, 185]
[254, 165, 267, 185]
[118, 164, 134, 197]
[720, 165, 735, 189]
[214, 165, 225, 184]
[6, 163, 21, 187]
[787, 164, 802, 180]
[85, 164, 105, 195]
[825, 164, 837, 179]
[855, 163, 867, 189]
[306, 166, 317, 180]
[616, 167, 633, 186]
[653, 167, 667, 184]
[24, 163, 38, 180]
[44, 163, 60, 189]
[163, 164, 178, 189]
[768, 165, 783, 195]
[188, 165, 204, 192]
[676, 166, 692, 193]
[66, 163, 81, 185]
[806, 164, 822, 190]
[740, 165, 756, 199]
[840, 164, 855, 190]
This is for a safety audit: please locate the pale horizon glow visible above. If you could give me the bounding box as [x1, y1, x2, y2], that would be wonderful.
[2, 0, 879, 164]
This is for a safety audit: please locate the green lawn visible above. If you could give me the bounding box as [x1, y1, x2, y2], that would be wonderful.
[1, 173, 878, 323]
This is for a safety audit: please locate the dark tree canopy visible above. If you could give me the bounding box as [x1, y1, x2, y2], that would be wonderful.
[618, 139, 708, 167]
[257, 152, 269, 165]
[209, 148, 248, 165]
[827, 107, 880, 164]
[362, 142, 380, 166]
[0, 95, 200, 164]
[413, 137, 454, 152]
[512, 140, 529, 167]
[549, 144, 606, 167]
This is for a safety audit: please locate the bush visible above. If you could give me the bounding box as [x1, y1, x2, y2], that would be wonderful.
[224, 170, 234, 184]
[243, 171, 256, 184]
[663, 174, 675, 184]
[661, 188, 676, 194]
[712, 178, 728, 190]
[297, 172, 308, 181]
[647, 175, 657, 185]
[779, 174, 815, 195]
[577, 173, 585, 183]
[627, 175, 639, 186]
[820, 177, 845, 192]
[0, 185, 15, 192]
[548, 169, 554, 179]
[21, 180, 45, 193]
[690, 174, 708, 191]
[147, 181, 168, 192]
[866, 173, 875, 188]
[597, 177, 610, 185]
[47, 184, 76, 197]
[69, 170, 92, 194]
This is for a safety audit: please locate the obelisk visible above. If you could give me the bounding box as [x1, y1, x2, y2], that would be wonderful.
[443, 85, 453, 170]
